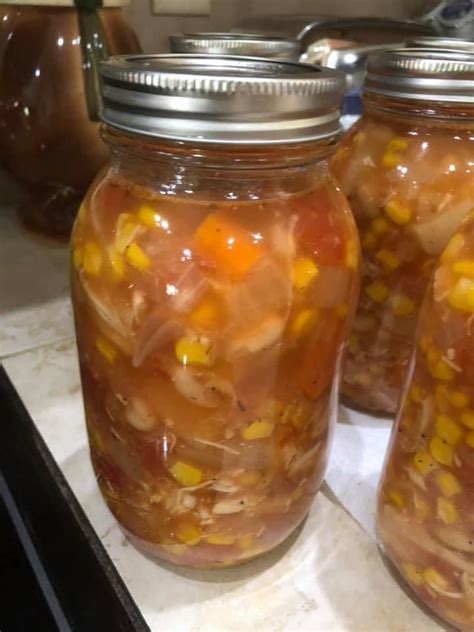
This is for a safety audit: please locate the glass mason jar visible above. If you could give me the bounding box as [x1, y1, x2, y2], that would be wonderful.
[377, 209, 474, 630]
[0, 0, 140, 241]
[169, 32, 300, 60]
[332, 49, 474, 415]
[71, 55, 360, 568]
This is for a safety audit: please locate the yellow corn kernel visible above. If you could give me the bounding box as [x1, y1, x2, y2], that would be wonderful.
[428, 354, 455, 382]
[382, 152, 399, 168]
[465, 430, 474, 448]
[460, 410, 474, 429]
[291, 486, 304, 501]
[175, 523, 201, 545]
[452, 260, 474, 279]
[435, 414, 462, 446]
[441, 233, 465, 263]
[170, 461, 203, 487]
[189, 298, 219, 328]
[82, 241, 102, 276]
[175, 336, 212, 366]
[107, 245, 125, 279]
[77, 200, 87, 222]
[437, 497, 459, 524]
[206, 534, 235, 545]
[448, 277, 474, 313]
[137, 204, 160, 228]
[418, 335, 431, 355]
[365, 281, 389, 303]
[375, 249, 401, 272]
[95, 337, 116, 364]
[348, 334, 359, 354]
[258, 398, 285, 420]
[290, 308, 319, 338]
[414, 495, 430, 521]
[450, 391, 470, 409]
[435, 384, 450, 412]
[292, 257, 319, 290]
[369, 367, 383, 377]
[436, 471, 461, 497]
[400, 413, 412, 431]
[89, 426, 104, 454]
[241, 419, 274, 441]
[391, 294, 415, 317]
[115, 213, 139, 254]
[354, 372, 371, 387]
[421, 258, 436, 278]
[238, 471, 260, 486]
[335, 303, 348, 318]
[410, 384, 424, 403]
[388, 490, 404, 508]
[345, 239, 358, 269]
[413, 452, 436, 476]
[384, 200, 411, 225]
[430, 436, 453, 467]
[125, 242, 150, 270]
[371, 218, 390, 236]
[387, 137, 408, 153]
[73, 246, 83, 270]
[423, 567, 448, 590]
[402, 562, 423, 586]
[238, 535, 254, 550]
[362, 231, 377, 250]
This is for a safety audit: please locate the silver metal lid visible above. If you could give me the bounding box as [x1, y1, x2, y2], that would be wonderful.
[365, 48, 474, 103]
[100, 54, 345, 145]
[169, 33, 300, 60]
[0, 0, 129, 6]
[407, 37, 474, 51]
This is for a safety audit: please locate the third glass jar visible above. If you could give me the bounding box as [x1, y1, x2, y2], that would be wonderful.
[71, 55, 360, 568]
[332, 49, 474, 415]
[377, 209, 474, 630]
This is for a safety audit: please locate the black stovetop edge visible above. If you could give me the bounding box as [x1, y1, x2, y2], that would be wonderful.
[0, 365, 149, 632]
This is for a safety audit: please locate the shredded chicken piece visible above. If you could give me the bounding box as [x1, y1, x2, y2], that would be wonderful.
[382, 505, 474, 574]
[193, 437, 240, 455]
[181, 493, 197, 509]
[406, 467, 427, 491]
[111, 427, 126, 444]
[461, 572, 474, 597]
[440, 354, 462, 373]
[424, 579, 463, 599]
[213, 498, 248, 515]
[286, 443, 321, 477]
[211, 481, 240, 494]
[176, 480, 214, 501]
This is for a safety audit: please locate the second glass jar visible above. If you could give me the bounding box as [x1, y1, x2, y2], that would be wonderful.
[332, 49, 474, 415]
[71, 55, 360, 568]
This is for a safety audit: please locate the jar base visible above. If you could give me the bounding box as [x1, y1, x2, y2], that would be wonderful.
[116, 514, 308, 571]
[377, 543, 460, 631]
[340, 394, 396, 419]
[18, 184, 83, 243]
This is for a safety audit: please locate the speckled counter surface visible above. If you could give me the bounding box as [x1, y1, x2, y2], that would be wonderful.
[1, 204, 441, 631]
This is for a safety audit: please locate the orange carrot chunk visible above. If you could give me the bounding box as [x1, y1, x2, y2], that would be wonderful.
[193, 213, 263, 278]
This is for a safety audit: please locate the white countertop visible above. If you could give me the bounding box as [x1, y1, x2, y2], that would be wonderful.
[1, 204, 442, 631]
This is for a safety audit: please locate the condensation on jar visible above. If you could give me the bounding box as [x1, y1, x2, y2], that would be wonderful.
[70, 55, 360, 568]
[332, 48, 474, 415]
[377, 209, 474, 630]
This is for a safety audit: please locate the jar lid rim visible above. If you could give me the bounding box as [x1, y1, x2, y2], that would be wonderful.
[365, 48, 474, 103]
[0, 0, 129, 6]
[169, 32, 300, 60]
[100, 54, 345, 144]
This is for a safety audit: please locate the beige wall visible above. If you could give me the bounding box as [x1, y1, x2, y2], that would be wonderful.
[125, 0, 438, 53]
